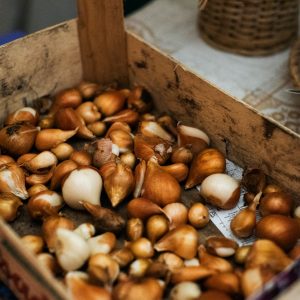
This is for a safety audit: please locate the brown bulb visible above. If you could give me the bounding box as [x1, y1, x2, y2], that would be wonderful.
[259, 192, 293, 216]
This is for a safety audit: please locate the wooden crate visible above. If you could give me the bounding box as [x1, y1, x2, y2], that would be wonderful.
[0, 0, 299, 299]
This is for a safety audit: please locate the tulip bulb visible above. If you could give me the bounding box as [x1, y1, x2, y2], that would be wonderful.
[51, 143, 74, 161]
[87, 121, 106, 136]
[50, 160, 78, 190]
[35, 128, 77, 151]
[128, 258, 152, 277]
[88, 253, 119, 284]
[259, 192, 293, 216]
[204, 272, 240, 295]
[169, 281, 202, 300]
[200, 173, 240, 209]
[0, 193, 22, 222]
[102, 109, 139, 125]
[126, 197, 165, 220]
[0, 163, 28, 199]
[36, 253, 58, 275]
[198, 290, 232, 300]
[157, 115, 177, 136]
[87, 232, 116, 255]
[256, 214, 300, 250]
[21, 235, 44, 254]
[142, 159, 181, 207]
[75, 102, 101, 124]
[246, 239, 293, 272]
[23, 151, 58, 174]
[171, 146, 193, 165]
[160, 163, 189, 182]
[185, 148, 225, 189]
[104, 161, 135, 207]
[188, 203, 210, 229]
[130, 237, 155, 258]
[5, 107, 39, 126]
[42, 215, 75, 252]
[17, 153, 36, 165]
[105, 121, 131, 137]
[25, 167, 55, 186]
[157, 252, 184, 271]
[139, 121, 174, 142]
[133, 160, 146, 198]
[234, 245, 251, 264]
[155, 225, 198, 259]
[126, 218, 144, 241]
[120, 152, 136, 169]
[177, 124, 210, 155]
[0, 155, 15, 166]
[62, 167, 102, 210]
[108, 130, 133, 154]
[205, 236, 238, 258]
[78, 81, 101, 99]
[111, 247, 134, 268]
[127, 86, 152, 113]
[171, 266, 215, 284]
[54, 228, 90, 271]
[27, 190, 64, 220]
[74, 223, 95, 240]
[70, 150, 92, 166]
[163, 202, 188, 230]
[0, 123, 38, 156]
[146, 215, 169, 244]
[263, 184, 282, 194]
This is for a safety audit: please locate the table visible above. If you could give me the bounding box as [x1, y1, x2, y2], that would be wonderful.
[126, 0, 300, 134]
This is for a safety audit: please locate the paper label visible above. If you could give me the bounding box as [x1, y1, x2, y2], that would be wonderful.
[197, 160, 259, 246]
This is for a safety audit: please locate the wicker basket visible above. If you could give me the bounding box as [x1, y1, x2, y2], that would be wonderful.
[290, 39, 300, 87]
[198, 0, 299, 56]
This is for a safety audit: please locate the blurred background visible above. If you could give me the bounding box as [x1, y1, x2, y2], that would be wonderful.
[0, 0, 152, 44]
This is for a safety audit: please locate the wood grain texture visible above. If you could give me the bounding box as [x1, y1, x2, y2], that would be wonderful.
[0, 19, 82, 124]
[127, 31, 300, 196]
[77, 0, 128, 86]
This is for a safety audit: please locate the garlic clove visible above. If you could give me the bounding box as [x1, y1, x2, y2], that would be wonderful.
[50, 160, 78, 190]
[113, 277, 163, 300]
[70, 150, 92, 166]
[126, 218, 144, 241]
[255, 214, 300, 250]
[0, 192, 23, 222]
[169, 281, 202, 300]
[154, 225, 198, 259]
[42, 215, 75, 252]
[111, 247, 134, 268]
[134, 134, 172, 165]
[126, 197, 165, 220]
[259, 192, 293, 216]
[88, 253, 120, 284]
[62, 167, 102, 210]
[170, 266, 215, 284]
[51, 143, 74, 161]
[128, 258, 152, 278]
[188, 203, 210, 229]
[23, 151, 58, 174]
[94, 90, 127, 116]
[102, 109, 139, 126]
[146, 215, 169, 244]
[0, 163, 28, 199]
[245, 239, 293, 272]
[138, 121, 174, 142]
[157, 252, 184, 271]
[50, 88, 82, 114]
[0, 123, 38, 156]
[87, 232, 116, 255]
[133, 160, 146, 198]
[74, 223, 96, 240]
[185, 148, 226, 189]
[104, 161, 135, 207]
[0, 155, 15, 166]
[27, 190, 64, 220]
[198, 245, 233, 273]
[66, 271, 111, 300]
[120, 152, 136, 169]
[108, 130, 133, 154]
[5, 107, 39, 126]
[75, 101, 101, 124]
[206, 236, 238, 257]
[163, 202, 188, 230]
[203, 272, 240, 294]
[141, 159, 181, 207]
[160, 163, 189, 182]
[82, 201, 125, 233]
[77, 81, 101, 99]
[87, 121, 107, 137]
[241, 267, 275, 298]
[130, 237, 155, 259]
[54, 228, 90, 271]
[200, 173, 240, 210]
[55, 107, 95, 139]
[35, 128, 78, 151]
[171, 146, 193, 165]
[177, 124, 210, 155]
[21, 235, 44, 254]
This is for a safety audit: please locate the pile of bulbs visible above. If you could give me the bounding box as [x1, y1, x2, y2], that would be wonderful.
[0, 82, 299, 300]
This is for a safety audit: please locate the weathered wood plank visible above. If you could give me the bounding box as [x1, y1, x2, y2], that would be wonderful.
[0, 19, 82, 123]
[127, 31, 300, 196]
[77, 0, 128, 86]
